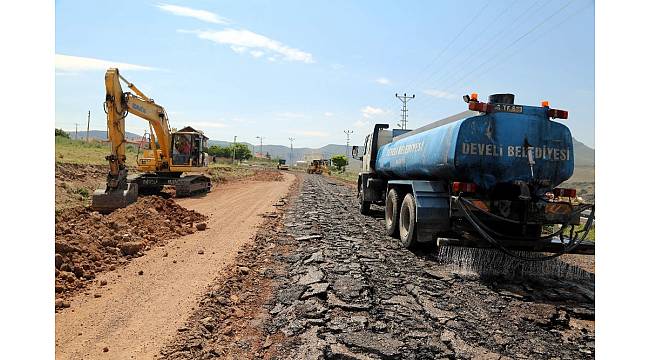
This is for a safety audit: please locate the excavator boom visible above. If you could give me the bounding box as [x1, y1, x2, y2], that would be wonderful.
[92, 68, 211, 212]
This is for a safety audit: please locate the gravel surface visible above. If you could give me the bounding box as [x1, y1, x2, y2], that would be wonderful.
[164, 174, 595, 359]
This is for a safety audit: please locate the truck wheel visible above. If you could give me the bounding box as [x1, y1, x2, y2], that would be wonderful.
[399, 193, 418, 249]
[358, 189, 371, 215]
[385, 189, 402, 237]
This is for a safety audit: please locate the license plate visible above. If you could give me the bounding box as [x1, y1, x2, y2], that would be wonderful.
[493, 104, 523, 113]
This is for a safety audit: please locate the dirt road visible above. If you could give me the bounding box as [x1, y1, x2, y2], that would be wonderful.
[55, 173, 294, 359]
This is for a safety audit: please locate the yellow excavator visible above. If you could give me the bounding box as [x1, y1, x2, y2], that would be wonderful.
[92, 68, 211, 212]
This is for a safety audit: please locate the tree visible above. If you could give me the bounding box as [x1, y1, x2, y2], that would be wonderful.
[331, 154, 349, 172]
[207, 145, 231, 158]
[231, 143, 252, 161]
[55, 128, 70, 138]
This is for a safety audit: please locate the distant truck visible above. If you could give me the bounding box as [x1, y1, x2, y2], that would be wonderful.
[277, 159, 289, 170]
[353, 93, 594, 259]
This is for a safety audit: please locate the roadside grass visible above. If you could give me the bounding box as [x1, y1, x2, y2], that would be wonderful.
[564, 224, 596, 242]
[207, 163, 255, 183]
[328, 170, 358, 184]
[55, 136, 139, 166]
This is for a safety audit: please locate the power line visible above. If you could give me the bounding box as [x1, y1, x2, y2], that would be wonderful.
[414, 0, 547, 112]
[343, 130, 353, 157]
[455, 0, 593, 89]
[395, 93, 416, 129]
[255, 136, 264, 157]
[416, 0, 576, 115]
[232, 135, 237, 164]
[86, 110, 91, 143]
[406, 0, 492, 93]
[288, 137, 295, 165]
[413, 0, 519, 92]
[439, 0, 575, 94]
[402, 1, 491, 93]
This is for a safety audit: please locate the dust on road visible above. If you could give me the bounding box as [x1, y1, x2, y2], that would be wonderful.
[55, 173, 295, 359]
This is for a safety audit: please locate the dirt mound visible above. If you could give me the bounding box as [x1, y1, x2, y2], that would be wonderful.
[56, 162, 106, 182]
[55, 163, 108, 210]
[251, 169, 285, 182]
[55, 196, 206, 298]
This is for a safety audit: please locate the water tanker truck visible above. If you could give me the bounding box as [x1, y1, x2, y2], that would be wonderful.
[352, 93, 594, 259]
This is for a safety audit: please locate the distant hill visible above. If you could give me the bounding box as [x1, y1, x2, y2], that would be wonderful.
[67, 130, 593, 168]
[207, 140, 362, 169]
[210, 137, 595, 167]
[572, 138, 595, 167]
[66, 130, 142, 141]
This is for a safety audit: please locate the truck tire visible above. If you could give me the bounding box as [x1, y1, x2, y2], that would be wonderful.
[385, 189, 402, 237]
[358, 189, 371, 215]
[399, 193, 418, 249]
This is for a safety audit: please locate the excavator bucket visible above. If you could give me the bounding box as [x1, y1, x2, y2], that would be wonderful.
[91, 182, 138, 213]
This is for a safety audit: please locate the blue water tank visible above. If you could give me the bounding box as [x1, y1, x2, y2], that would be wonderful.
[374, 105, 574, 190]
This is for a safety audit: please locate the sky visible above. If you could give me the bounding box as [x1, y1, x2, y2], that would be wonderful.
[55, 0, 595, 148]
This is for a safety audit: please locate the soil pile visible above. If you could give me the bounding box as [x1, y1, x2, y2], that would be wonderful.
[55, 196, 206, 298]
[55, 163, 108, 210]
[251, 169, 285, 182]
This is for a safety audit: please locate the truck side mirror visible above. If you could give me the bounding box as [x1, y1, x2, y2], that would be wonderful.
[352, 146, 359, 159]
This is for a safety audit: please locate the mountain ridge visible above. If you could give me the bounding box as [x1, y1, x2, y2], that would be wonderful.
[66, 130, 595, 167]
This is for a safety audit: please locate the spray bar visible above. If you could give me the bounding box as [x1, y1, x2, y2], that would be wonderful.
[437, 237, 595, 255]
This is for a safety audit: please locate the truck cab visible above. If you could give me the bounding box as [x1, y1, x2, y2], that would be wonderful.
[277, 159, 289, 170]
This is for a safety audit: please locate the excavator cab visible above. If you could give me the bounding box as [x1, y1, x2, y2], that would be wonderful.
[171, 129, 207, 168]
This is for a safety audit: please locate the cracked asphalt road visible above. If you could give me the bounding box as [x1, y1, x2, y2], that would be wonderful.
[164, 174, 595, 359]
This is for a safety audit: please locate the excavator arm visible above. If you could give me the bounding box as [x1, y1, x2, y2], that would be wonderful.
[93, 68, 173, 212]
[103, 68, 175, 181]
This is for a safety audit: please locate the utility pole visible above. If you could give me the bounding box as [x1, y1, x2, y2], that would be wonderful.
[395, 93, 415, 129]
[86, 110, 91, 143]
[74, 123, 79, 140]
[256, 136, 264, 158]
[232, 135, 237, 164]
[288, 137, 295, 166]
[344, 130, 353, 157]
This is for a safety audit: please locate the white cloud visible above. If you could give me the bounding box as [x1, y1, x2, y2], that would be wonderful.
[375, 77, 391, 85]
[250, 50, 265, 58]
[188, 121, 228, 128]
[276, 112, 306, 119]
[324, 112, 334, 117]
[423, 89, 456, 100]
[156, 3, 229, 24]
[361, 105, 388, 119]
[55, 54, 158, 72]
[290, 130, 329, 137]
[354, 119, 369, 128]
[179, 29, 314, 63]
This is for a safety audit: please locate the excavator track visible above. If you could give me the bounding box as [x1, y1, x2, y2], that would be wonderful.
[131, 173, 211, 198]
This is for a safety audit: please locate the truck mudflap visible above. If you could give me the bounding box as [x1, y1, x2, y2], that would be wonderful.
[451, 196, 595, 260]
